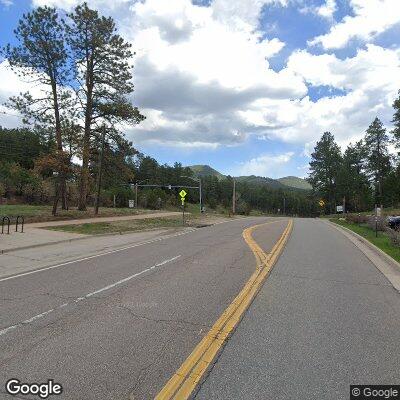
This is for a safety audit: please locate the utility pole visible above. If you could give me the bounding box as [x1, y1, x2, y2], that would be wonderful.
[283, 197, 286, 215]
[232, 179, 236, 214]
[199, 179, 202, 213]
[343, 196, 346, 214]
[94, 126, 106, 215]
[135, 183, 138, 209]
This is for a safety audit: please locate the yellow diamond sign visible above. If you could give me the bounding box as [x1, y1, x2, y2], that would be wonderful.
[179, 189, 187, 198]
[319, 199, 325, 207]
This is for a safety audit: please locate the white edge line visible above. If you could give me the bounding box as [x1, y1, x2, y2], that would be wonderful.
[0, 216, 245, 283]
[0, 255, 181, 337]
[0, 229, 194, 282]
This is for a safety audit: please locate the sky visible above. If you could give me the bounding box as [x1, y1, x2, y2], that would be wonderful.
[0, 0, 400, 178]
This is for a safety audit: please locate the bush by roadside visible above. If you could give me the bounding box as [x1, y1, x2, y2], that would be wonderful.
[386, 227, 400, 247]
[329, 218, 400, 263]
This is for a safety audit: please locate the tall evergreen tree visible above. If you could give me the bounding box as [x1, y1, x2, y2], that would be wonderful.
[308, 132, 342, 213]
[364, 117, 392, 206]
[65, 3, 144, 210]
[392, 90, 400, 156]
[337, 140, 372, 211]
[2, 6, 70, 214]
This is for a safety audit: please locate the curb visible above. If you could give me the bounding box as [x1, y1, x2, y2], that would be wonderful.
[0, 227, 194, 255]
[325, 220, 400, 292]
[0, 217, 245, 255]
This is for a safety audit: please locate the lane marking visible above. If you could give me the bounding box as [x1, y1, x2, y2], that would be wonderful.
[0, 255, 181, 337]
[0, 216, 256, 283]
[0, 230, 194, 282]
[155, 219, 293, 400]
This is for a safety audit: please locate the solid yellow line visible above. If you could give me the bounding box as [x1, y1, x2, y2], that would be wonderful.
[155, 218, 293, 400]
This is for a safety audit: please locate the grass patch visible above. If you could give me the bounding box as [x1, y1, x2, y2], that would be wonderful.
[0, 204, 163, 223]
[45, 217, 186, 235]
[330, 218, 400, 264]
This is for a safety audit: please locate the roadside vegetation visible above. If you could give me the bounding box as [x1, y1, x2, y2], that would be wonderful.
[330, 217, 400, 264]
[45, 217, 186, 235]
[0, 204, 157, 223]
[43, 211, 230, 235]
[309, 116, 400, 216]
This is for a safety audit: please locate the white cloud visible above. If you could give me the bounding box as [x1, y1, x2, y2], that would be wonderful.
[287, 44, 400, 92]
[237, 151, 294, 177]
[1, 0, 399, 158]
[301, 0, 336, 20]
[316, 0, 336, 19]
[0, 0, 13, 7]
[211, 0, 288, 32]
[309, 0, 400, 49]
[0, 61, 34, 127]
[122, 0, 304, 146]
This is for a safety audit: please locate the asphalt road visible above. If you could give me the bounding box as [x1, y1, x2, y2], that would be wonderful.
[0, 217, 288, 400]
[196, 219, 400, 400]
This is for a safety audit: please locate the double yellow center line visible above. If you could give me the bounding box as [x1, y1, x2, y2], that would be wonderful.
[155, 219, 293, 399]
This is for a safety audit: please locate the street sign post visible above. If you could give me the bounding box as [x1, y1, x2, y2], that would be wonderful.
[179, 190, 187, 225]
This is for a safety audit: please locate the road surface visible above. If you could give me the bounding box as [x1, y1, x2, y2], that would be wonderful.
[1, 218, 399, 399]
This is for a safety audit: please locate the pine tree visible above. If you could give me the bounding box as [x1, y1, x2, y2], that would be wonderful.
[65, 3, 144, 210]
[392, 90, 400, 156]
[337, 141, 372, 211]
[2, 6, 70, 214]
[364, 117, 392, 206]
[308, 132, 342, 213]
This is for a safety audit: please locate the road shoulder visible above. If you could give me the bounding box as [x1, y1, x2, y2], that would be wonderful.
[325, 220, 400, 292]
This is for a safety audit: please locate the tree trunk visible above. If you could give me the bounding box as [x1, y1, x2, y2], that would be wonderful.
[51, 79, 66, 213]
[78, 106, 92, 211]
[78, 57, 94, 211]
[52, 179, 60, 216]
[78, 142, 90, 211]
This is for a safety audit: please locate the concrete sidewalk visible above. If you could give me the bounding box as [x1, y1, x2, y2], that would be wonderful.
[0, 211, 182, 253]
[0, 227, 191, 279]
[28, 211, 182, 227]
[0, 227, 87, 253]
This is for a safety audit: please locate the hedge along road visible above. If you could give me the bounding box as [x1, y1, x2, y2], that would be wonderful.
[0, 216, 289, 400]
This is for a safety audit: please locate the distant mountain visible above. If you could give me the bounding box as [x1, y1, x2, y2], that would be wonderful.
[277, 176, 311, 190]
[188, 165, 311, 191]
[235, 175, 285, 189]
[188, 165, 225, 180]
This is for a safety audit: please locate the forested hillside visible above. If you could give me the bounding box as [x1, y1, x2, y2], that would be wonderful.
[189, 166, 311, 190]
[278, 176, 312, 190]
[308, 110, 400, 213]
[0, 126, 318, 216]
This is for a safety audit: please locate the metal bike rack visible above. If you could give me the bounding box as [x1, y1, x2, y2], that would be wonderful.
[16, 215, 24, 233]
[1, 216, 10, 234]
